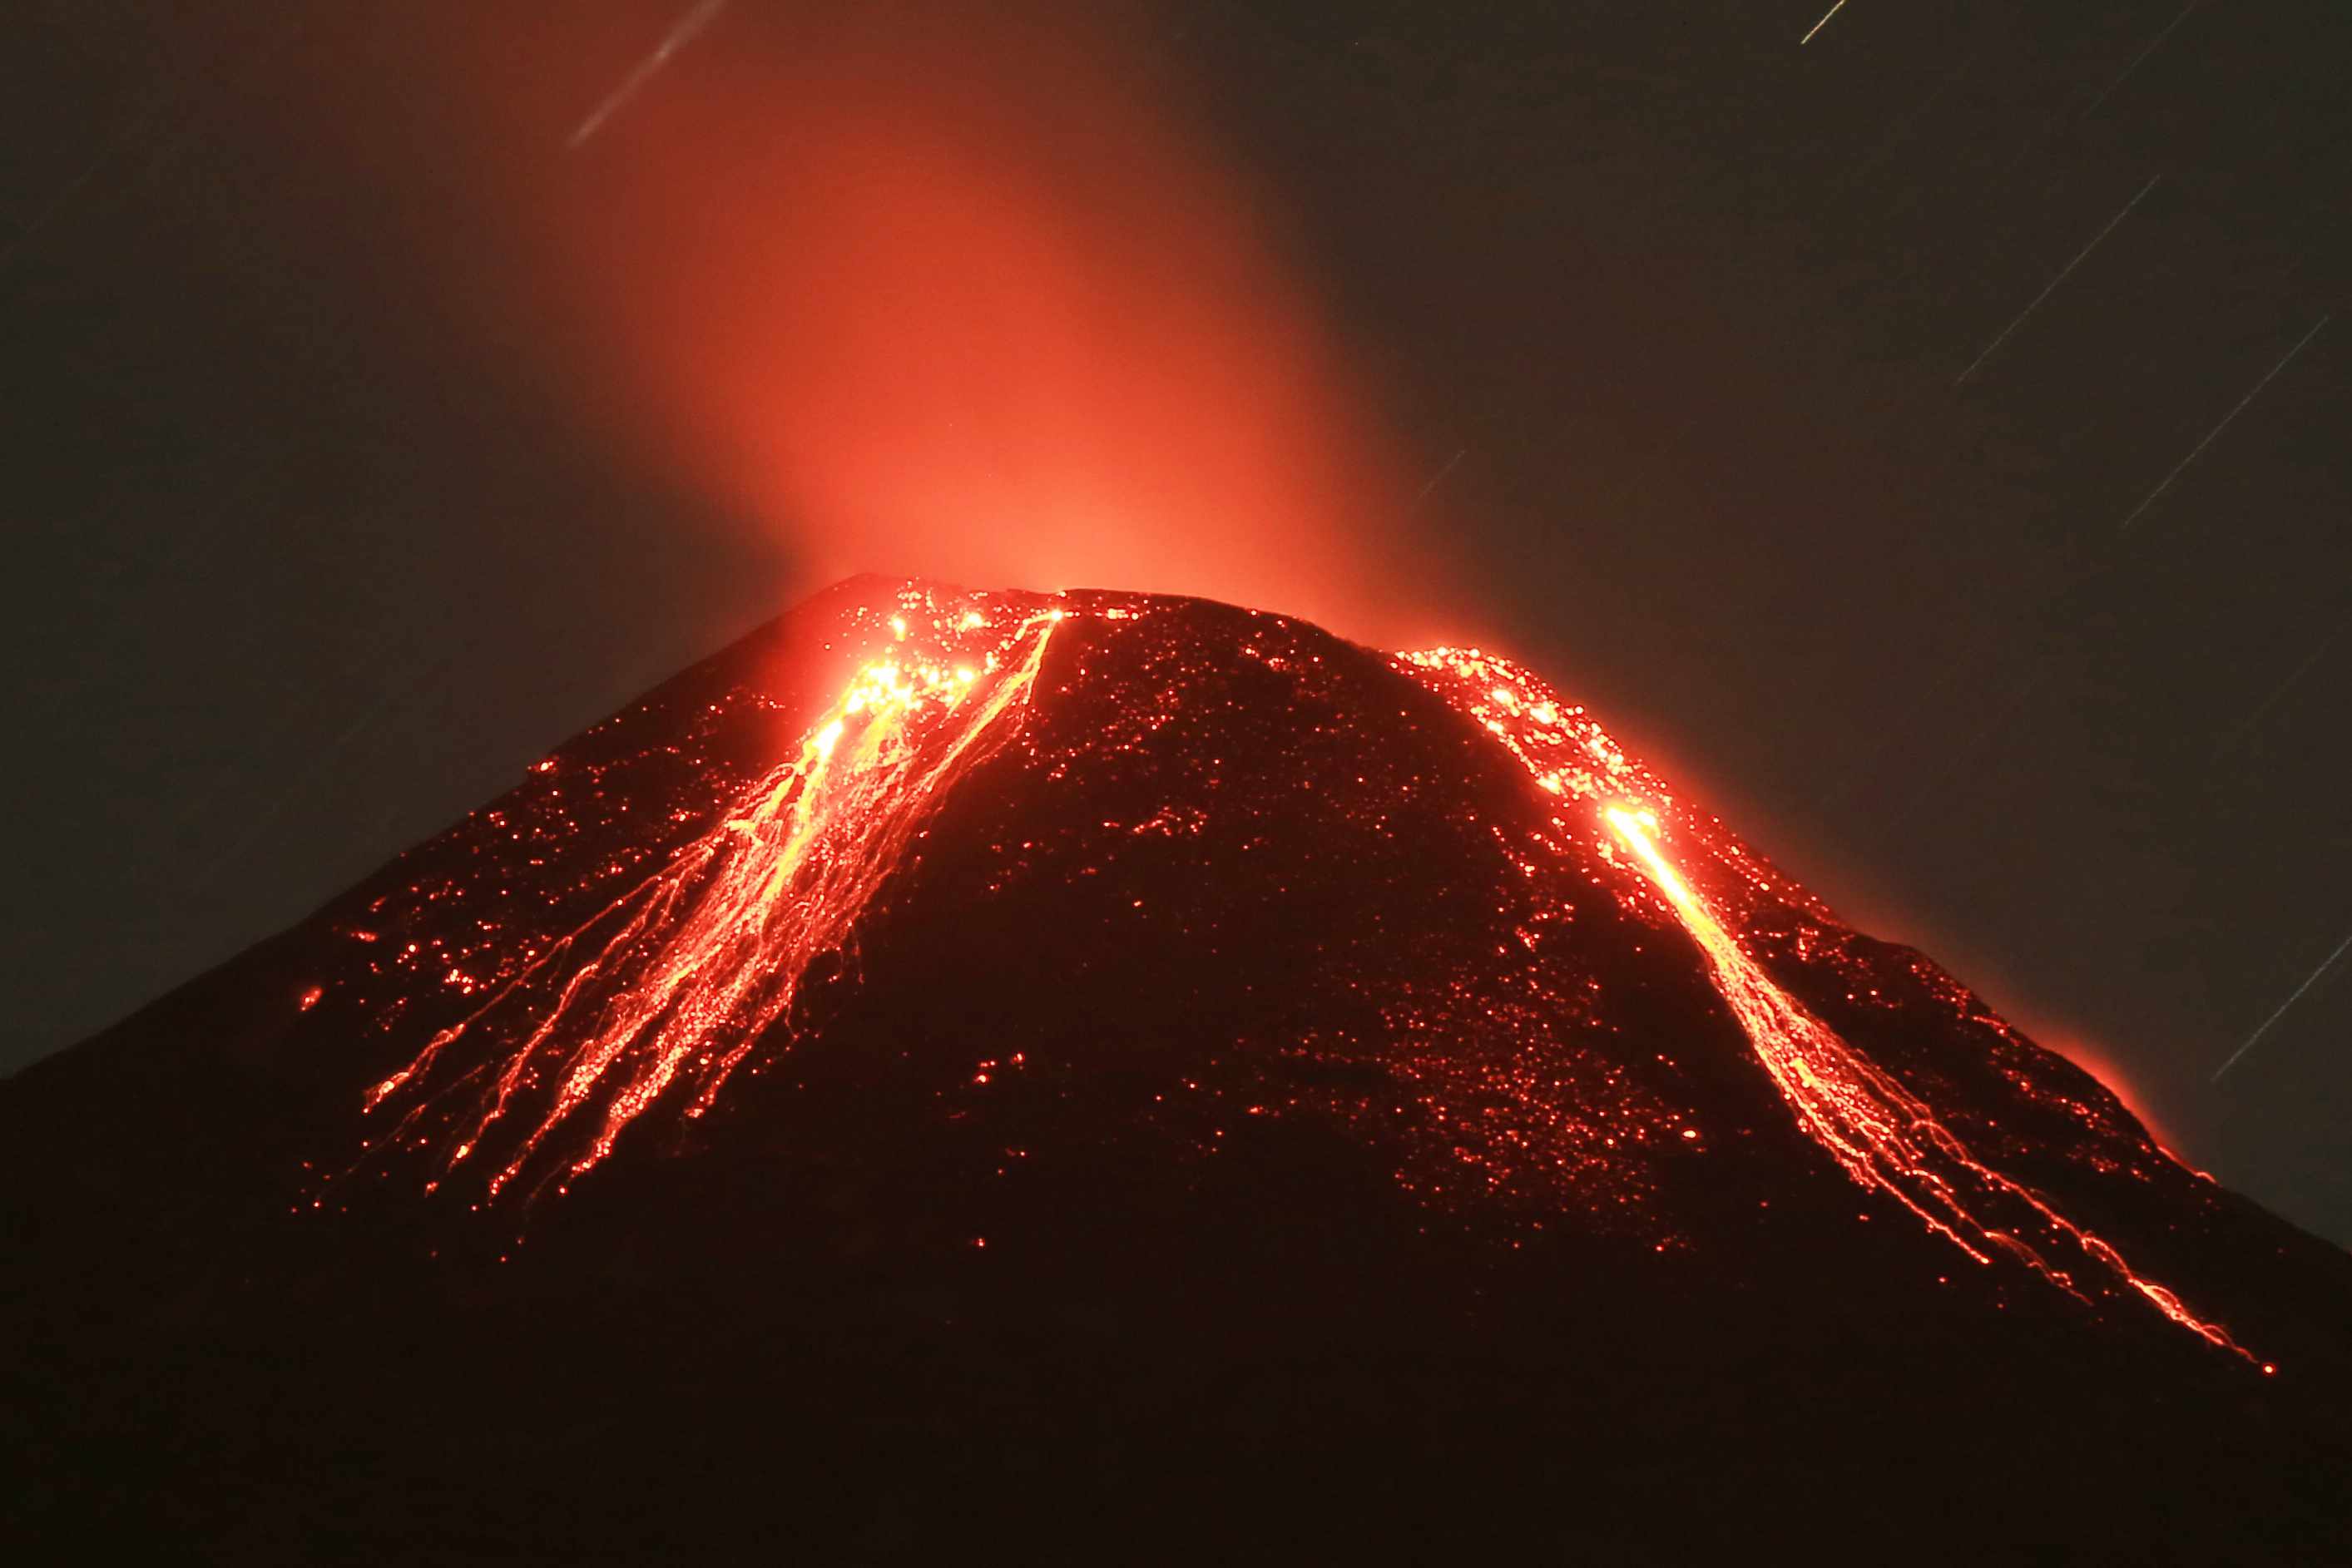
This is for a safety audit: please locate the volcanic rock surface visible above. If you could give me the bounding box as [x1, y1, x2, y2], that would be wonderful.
[7, 577, 2349, 1561]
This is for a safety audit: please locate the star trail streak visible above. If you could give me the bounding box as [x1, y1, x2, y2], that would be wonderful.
[2117, 314, 2333, 537]
[1955, 176, 2161, 387]
[1800, 2, 1853, 47]
[2211, 609, 2352, 764]
[2213, 922, 2352, 1083]
[2080, 0, 2206, 122]
[569, 0, 730, 150]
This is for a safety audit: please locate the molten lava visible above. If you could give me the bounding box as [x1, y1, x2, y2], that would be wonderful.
[1397, 646, 2253, 1363]
[364, 590, 1057, 1199]
[357, 582, 2253, 1363]
[1597, 809, 2248, 1358]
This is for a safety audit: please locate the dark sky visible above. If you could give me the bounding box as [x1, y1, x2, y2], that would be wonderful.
[4, 2, 2346, 1245]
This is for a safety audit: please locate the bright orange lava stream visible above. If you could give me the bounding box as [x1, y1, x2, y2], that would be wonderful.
[1400, 647, 2257, 1364]
[366, 598, 1060, 1199]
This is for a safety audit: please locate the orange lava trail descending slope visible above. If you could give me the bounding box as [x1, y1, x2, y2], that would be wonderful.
[359, 592, 1062, 1200]
[1396, 646, 2263, 1367]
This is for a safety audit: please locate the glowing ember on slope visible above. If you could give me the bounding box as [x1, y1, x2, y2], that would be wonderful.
[1397, 646, 2255, 1362]
[363, 596, 1060, 1198]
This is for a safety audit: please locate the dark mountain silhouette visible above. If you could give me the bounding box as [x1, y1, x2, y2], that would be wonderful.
[7, 577, 2348, 1562]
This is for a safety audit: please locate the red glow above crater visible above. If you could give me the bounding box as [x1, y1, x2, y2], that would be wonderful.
[393, 2, 1446, 643]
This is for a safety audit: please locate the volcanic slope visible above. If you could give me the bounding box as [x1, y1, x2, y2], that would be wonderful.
[7, 577, 2349, 1562]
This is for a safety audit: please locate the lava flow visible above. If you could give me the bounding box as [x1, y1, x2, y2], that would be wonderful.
[1398, 646, 2256, 1364]
[357, 585, 2253, 1363]
[363, 592, 1059, 1199]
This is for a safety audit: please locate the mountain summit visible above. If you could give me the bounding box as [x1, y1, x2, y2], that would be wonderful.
[9, 577, 2349, 1561]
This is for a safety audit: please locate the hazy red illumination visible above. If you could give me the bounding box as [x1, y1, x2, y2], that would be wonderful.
[2038, 1031, 2200, 1169]
[351, 2, 1449, 644]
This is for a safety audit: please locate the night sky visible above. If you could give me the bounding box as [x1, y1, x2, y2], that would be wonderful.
[4, 2, 2345, 1245]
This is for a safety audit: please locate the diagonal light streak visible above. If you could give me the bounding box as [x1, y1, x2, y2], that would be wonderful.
[2117, 314, 2332, 536]
[1956, 176, 2161, 386]
[1800, 2, 1853, 46]
[2081, 0, 2206, 121]
[570, 0, 731, 150]
[2213, 923, 2352, 1082]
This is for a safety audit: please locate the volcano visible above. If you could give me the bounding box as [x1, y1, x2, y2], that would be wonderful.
[7, 578, 2349, 1561]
